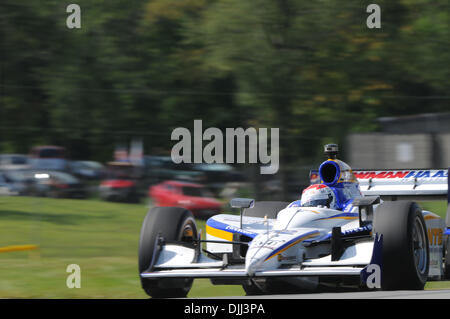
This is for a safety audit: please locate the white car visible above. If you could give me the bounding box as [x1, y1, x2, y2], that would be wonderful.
[138, 144, 450, 297]
[0, 154, 30, 171]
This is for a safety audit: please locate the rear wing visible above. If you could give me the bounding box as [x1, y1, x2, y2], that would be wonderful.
[353, 169, 449, 201]
[310, 168, 450, 229]
[354, 168, 450, 231]
[310, 168, 449, 202]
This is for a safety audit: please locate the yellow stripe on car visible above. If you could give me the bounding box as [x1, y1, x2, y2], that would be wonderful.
[206, 224, 233, 241]
[323, 216, 358, 220]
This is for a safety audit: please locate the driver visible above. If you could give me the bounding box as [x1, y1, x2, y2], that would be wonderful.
[288, 184, 339, 210]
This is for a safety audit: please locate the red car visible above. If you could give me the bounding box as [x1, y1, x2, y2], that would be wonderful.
[99, 162, 140, 203]
[149, 180, 222, 218]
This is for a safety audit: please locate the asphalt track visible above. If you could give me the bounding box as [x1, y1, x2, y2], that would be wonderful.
[209, 289, 450, 299]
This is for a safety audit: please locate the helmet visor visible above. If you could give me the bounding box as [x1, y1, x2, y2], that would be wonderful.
[301, 198, 332, 208]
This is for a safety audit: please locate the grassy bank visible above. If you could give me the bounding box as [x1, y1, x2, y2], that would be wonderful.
[0, 196, 243, 298]
[0, 196, 447, 297]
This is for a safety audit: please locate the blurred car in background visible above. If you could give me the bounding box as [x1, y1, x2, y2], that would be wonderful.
[0, 170, 35, 196]
[149, 180, 222, 218]
[182, 163, 247, 195]
[29, 146, 69, 171]
[99, 161, 141, 203]
[0, 154, 30, 171]
[32, 170, 87, 199]
[69, 160, 105, 180]
[143, 156, 206, 185]
[188, 163, 246, 183]
[0, 174, 13, 196]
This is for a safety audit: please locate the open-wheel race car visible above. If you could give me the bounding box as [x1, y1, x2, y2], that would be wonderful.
[138, 144, 450, 297]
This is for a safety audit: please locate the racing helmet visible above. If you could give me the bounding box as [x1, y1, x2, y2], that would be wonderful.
[301, 184, 337, 209]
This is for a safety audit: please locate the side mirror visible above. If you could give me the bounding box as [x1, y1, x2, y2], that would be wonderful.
[230, 198, 255, 229]
[230, 198, 255, 209]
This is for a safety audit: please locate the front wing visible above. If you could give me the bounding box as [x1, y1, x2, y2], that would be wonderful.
[140, 241, 370, 281]
[141, 266, 364, 279]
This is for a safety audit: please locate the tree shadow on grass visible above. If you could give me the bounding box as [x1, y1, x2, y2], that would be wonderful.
[0, 209, 109, 225]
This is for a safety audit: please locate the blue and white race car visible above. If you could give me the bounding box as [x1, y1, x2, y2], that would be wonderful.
[138, 144, 450, 297]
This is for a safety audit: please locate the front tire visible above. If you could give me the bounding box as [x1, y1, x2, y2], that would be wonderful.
[138, 206, 198, 298]
[373, 201, 429, 290]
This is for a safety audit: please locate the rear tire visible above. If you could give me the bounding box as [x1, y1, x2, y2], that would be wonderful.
[373, 201, 429, 290]
[443, 236, 450, 279]
[444, 206, 450, 279]
[138, 207, 198, 298]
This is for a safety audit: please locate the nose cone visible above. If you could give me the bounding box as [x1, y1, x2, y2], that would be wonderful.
[245, 254, 265, 276]
[244, 230, 320, 276]
[245, 235, 279, 276]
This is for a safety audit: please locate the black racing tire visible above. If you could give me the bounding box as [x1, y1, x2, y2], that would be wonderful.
[373, 201, 429, 290]
[138, 206, 198, 298]
[443, 235, 450, 279]
[241, 201, 288, 295]
[444, 205, 450, 279]
[243, 201, 290, 219]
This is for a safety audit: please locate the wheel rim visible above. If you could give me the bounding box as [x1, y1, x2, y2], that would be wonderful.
[178, 217, 197, 294]
[179, 217, 197, 243]
[412, 216, 428, 276]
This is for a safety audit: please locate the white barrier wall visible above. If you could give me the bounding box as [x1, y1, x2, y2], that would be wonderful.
[347, 133, 434, 169]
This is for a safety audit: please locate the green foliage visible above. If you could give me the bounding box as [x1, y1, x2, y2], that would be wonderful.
[0, 0, 448, 163]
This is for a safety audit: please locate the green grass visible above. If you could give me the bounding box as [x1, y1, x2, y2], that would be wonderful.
[0, 196, 244, 298]
[420, 201, 448, 219]
[0, 197, 448, 297]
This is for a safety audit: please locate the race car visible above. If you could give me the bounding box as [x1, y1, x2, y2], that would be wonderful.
[138, 144, 450, 297]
